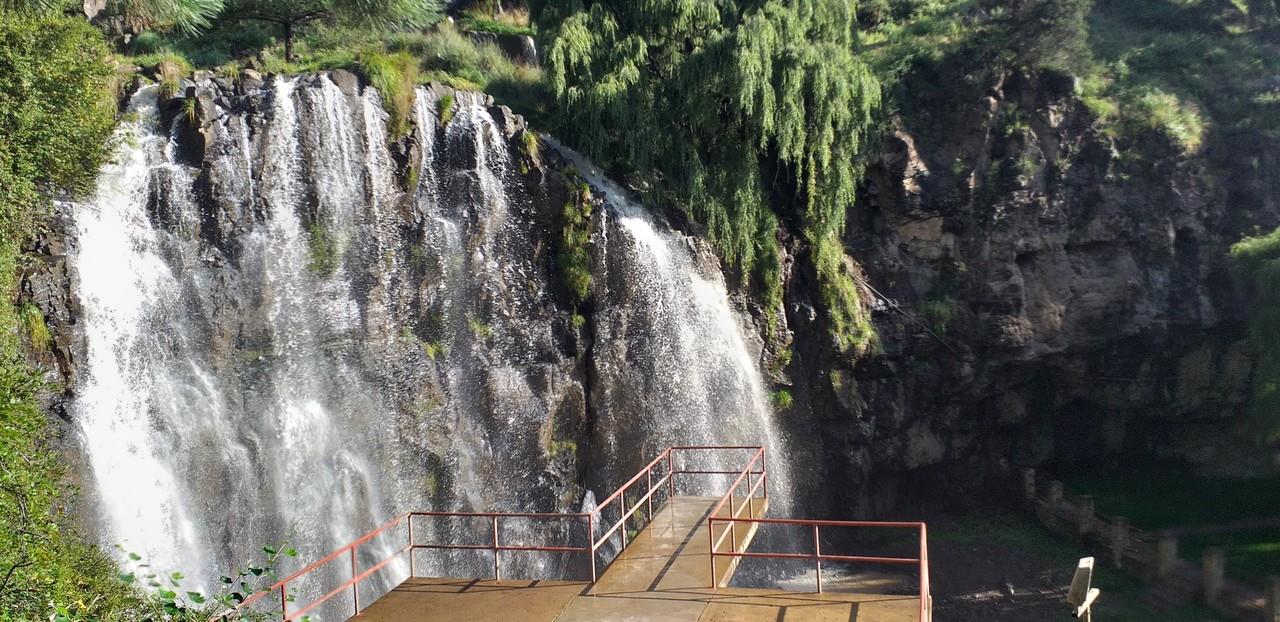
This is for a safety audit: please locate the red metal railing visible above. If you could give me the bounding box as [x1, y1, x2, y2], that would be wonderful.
[213, 444, 930, 621]
[705, 448, 932, 621]
[211, 446, 757, 621]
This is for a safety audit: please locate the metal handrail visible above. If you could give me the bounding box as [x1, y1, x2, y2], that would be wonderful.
[212, 446, 762, 621]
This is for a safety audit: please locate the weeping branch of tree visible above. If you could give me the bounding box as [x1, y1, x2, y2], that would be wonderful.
[539, 0, 881, 353]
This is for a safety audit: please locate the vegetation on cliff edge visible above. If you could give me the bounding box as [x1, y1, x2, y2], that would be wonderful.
[538, 0, 881, 354]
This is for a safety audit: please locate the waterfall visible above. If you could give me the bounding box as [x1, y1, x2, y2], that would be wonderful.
[548, 141, 793, 509]
[67, 75, 791, 614]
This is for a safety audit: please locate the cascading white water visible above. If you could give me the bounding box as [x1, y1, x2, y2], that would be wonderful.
[68, 75, 793, 616]
[550, 142, 793, 508]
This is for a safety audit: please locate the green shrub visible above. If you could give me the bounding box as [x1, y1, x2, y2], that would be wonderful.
[459, 6, 535, 37]
[357, 49, 419, 140]
[556, 180, 593, 307]
[520, 129, 539, 159]
[438, 92, 456, 125]
[467, 314, 493, 341]
[18, 303, 50, 353]
[812, 237, 879, 356]
[918, 296, 956, 335]
[306, 221, 339, 276]
[770, 389, 794, 410]
[1230, 227, 1280, 442]
[130, 30, 164, 54]
[0, 16, 122, 614]
[1122, 87, 1206, 154]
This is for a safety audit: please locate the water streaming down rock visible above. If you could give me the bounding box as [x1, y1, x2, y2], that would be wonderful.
[67, 74, 792, 614]
[549, 141, 794, 511]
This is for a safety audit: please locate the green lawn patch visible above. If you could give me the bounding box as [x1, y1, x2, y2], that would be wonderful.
[1182, 528, 1280, 588]
[1064, 463, 1280, 529]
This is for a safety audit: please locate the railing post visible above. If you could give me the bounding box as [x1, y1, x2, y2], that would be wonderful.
[1110, 517, 1129, 569]
[728, 493, 737, 553]
[408, 515, 416, 578]
[1265, 575, 1280, 622]
[588, 514, 597, 583]
[813, 524, 822, 593]
[1076, 495, 1095, 540]
[280, 583, 288, 621]
[1155, 532, 1178, 582]
[1203, 546, 1224, 604]
[762, 449, 768, 499]
[492, 516, 501, 581]
[350, 547, 359, 615]
[647, 468, 654, 520]
[620, 493, 628, 549]
[709, 518, 717, 589]
[667, 450, 675, 499]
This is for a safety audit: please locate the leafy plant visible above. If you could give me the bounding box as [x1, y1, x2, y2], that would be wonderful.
[437, 92, 456, 126]
[770, 389, 794, 411]
[918, 296, 956, 335]
[539, 0, 881, 352]
[0, 16, 123, 618]
[181, 96, 199, 126]
[306, 220, 338, 276]
[1230, 227, 1280, 441]
[467, 314, 492, 341]
[422, 340, 447, 360]
[18, 302, 50, 352]
[520, 129, 539, 159]
[357, 49, 419, 140]
[556, 176, 593, 307]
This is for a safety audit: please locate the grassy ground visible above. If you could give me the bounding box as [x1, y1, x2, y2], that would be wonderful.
[122, 20, 550, 127]
[1065, 463, 1280, 529]
[1066, 462, 1280, 589]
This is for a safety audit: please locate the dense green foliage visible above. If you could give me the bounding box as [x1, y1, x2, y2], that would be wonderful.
[357, 49, 419, 139]
[1230, 227, 1280, 442]
[557, 171, 593, 307]
[121, 19, 549, 125]
[1, 0, 223, 33]
[538, 0, 881, 352]
[0, 13, 125, 619]
[222, 0, 442, 60]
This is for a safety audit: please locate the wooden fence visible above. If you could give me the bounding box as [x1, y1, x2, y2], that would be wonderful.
[1021, 468, 1280, 621]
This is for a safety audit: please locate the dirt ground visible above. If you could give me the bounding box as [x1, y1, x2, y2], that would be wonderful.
[925, 511, 1224, 621]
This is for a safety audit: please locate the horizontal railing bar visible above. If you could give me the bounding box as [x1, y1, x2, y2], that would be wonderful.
[672, 469, 764, 475]
[670, 445, 765, 450]
[232, 512, 409, 612]
[592, 449, 674, 511]
[710, 516, 925, 528]
[412, 544, 588, 553]
[707, 448, 764, 522]
[709, 550, 920, 565]
[288, 542, 413, 620]
[591, 471, 671, 551]
[410, 511, 589, 519]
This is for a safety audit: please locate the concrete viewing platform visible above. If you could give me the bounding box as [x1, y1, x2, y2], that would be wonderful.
[358, 496, 920, 621]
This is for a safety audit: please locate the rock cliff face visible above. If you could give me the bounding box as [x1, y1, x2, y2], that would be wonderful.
[21, 63, 1280, 552]
[31, 70, 799, 593]
[772, 68, 1280, 515]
